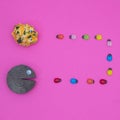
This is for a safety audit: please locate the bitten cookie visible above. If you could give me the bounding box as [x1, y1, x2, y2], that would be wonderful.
[12, 24, 38, 47]
[7, 65, 36, 94]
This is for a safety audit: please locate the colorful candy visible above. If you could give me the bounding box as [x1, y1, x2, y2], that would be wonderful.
[107, 68, 113, 76]
[70, 78, 78, 84]
[56, 34, 64, 39]
[54, 78, 62, 83]
[82, 34, 90, 40]
[95, 34, 102, 40]
[107, 39, 112, 46]
[107, 54, 113, 62]
[87, 79, 95, 84]
[100, 79, 107, 85]
[69, 34, 77, 40]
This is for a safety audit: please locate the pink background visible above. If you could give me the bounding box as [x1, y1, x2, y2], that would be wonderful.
[0, 0, 120, 120]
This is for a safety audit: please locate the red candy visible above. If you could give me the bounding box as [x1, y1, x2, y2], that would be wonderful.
[54, 78, 62, 83]
[100, 79, 107, 85]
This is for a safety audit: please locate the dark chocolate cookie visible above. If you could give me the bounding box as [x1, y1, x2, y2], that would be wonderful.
[7, 65, 36, 94]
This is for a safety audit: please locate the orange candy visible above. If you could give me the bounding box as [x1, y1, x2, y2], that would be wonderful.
[56, 34, 64, 39]
[87, 79, 95, 84]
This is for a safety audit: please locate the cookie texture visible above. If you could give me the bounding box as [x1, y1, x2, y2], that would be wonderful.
[12, 24, 38, 47]
[7, 65, 36, 94]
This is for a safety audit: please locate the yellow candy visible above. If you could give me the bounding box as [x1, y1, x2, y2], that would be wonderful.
[107, 68, 113, 76]
[95, 34, 102, 40]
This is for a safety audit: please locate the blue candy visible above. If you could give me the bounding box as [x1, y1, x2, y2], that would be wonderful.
[70, 78, 78, 84]
[107, 54, 112, 62]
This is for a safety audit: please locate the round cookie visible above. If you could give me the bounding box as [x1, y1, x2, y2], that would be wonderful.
[7, 65, 36, 94]
[12, 24, 38, 47]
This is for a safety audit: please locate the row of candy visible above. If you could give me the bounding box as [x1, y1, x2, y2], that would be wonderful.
[107, 33, 112, 84]
[56, 34, 112, 46]
[54, 78, 108, 85]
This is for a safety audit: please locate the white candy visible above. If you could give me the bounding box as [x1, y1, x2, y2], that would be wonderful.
[107, 39, 112, 46]
[69, 34, 77, 40]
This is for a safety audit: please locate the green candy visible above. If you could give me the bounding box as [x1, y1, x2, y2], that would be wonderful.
[82, 34, 90, 40]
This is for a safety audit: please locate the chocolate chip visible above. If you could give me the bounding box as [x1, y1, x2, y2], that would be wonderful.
[16, 31, 19, 34]
[33, 34, 36, 36]
[16, 26, 19, 29]
[23, 31, 26, 35]
[28, 35, 32, 38]
[17, 38, 22, 43]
